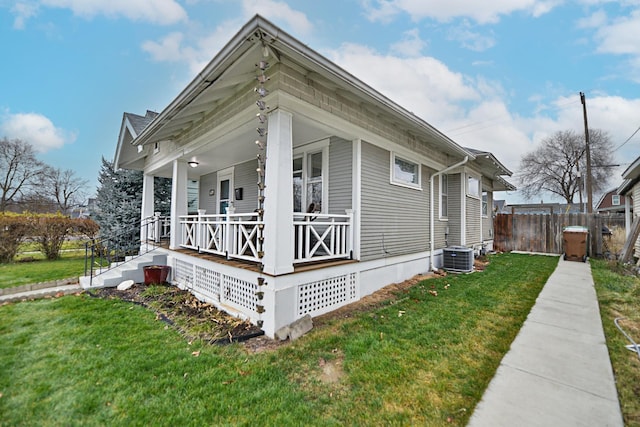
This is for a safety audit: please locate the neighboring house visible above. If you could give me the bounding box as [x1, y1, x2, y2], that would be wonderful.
[493, 199, 509, 214]
[110, 15, 514, 338]
[617, 157, 640, 254]
[596, 189, 628, 215]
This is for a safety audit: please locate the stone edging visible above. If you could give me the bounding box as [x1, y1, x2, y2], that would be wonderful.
[0, 278, 79, 296]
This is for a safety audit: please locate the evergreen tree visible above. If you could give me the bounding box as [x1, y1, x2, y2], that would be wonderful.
[93, 158, 172, 255]
[93, 157, 143, 254]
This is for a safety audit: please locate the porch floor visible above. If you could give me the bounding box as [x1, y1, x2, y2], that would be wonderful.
[170, 247, 357, 276]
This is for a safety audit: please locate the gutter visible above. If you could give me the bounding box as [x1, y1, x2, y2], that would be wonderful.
[429, 156, 469, 272]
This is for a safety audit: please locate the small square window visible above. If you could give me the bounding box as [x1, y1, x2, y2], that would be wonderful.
[467, 175, 480, 198]
[612, 195, 621, 206]
[391, 153, 420, 188]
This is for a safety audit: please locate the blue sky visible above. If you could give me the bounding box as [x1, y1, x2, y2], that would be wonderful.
[1, 0, 639, 204]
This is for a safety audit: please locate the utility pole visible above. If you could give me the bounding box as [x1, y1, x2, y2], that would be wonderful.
[580, 92, 593, 213]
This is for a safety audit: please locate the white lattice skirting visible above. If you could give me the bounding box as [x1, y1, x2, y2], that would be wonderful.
[173, 258, 257, 314]
[297, 273, 357, 317]
[173, 256, 359, 324]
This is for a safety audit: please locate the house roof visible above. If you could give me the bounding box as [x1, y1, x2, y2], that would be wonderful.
[118, 15, 513, 188]
[618, 155, 640, 195]
[130, 15, 471, 158]
[114, 110, 159, 170]
[126, 110, 158, 134]
[464, 147, 515, 191]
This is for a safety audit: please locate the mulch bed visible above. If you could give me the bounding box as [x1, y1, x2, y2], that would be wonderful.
[91, 284, 264, 345]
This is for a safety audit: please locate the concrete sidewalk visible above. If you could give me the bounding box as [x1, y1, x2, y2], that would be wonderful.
[468, 256, 623, 426]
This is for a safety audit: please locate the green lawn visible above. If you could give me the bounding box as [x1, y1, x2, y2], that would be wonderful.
[0, 253, 557, 426]
[0, 253, 86, 289]
[590, 259, 640, 426]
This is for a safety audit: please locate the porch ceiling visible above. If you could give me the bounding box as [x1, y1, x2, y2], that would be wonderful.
[150, 112, 333, 180]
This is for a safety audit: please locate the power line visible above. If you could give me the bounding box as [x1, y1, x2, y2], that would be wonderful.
[445, 98, 580, 137]
[613, 124, 640, 152]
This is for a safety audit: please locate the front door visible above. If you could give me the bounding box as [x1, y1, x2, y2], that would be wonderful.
[217, 167, 234, 214]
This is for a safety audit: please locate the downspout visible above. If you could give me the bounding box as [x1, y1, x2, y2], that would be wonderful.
[429, 156, 469, 272]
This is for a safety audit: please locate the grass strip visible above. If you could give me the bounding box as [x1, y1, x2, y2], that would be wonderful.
[0, 253, 86, 289]
[591, 259, 640, 426]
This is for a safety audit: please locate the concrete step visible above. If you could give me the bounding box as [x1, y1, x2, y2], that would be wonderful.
[80, 252, 168, 289]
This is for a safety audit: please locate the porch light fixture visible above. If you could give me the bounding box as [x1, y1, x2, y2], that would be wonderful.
[256, 74, 269, 84]
[257, 60, 269, 70]
[255, 87, 268, 97]
[188, 161, 199, 168]
[256, 113, 267, 123]
[255, 139, 265, 150]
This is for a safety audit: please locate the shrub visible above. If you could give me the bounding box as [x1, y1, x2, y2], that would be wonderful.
[0, 213, 34, 263]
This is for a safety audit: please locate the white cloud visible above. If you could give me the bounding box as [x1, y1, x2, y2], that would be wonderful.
[142, 0, 313, 77]
[593, 9, 640, 55]
[362, 0, 559, 24]
[0, 112, 76, 153]
[12, 0, 188, 27]
[576, 9, 608, 29]
[141, 21, 240, 77]
[11, 2, 39, 29]
[390, 28, 427, 57]
[327, 43, 480, 125]
[142, 32, 192, 63]
[448, 21, 495, 51]
[241, 0, 313, 36]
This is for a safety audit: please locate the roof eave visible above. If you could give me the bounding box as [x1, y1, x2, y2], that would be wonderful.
[132, 14, 471, 160]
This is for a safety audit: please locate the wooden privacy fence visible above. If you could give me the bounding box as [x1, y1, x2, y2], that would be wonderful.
[493, 213, 625, 257]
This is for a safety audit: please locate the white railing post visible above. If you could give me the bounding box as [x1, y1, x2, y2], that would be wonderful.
[197, 210, 206, 250]
[154, 211, 161, 243]
[225, 206, 235, 259]
[346, 209, 354, 258]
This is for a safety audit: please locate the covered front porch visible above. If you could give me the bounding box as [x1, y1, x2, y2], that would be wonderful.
[146, 210, 354, 268]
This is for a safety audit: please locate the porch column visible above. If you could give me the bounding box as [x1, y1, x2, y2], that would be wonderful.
[262, 109, 294, 275]
[170, 159, 188, 249]
[140, 173, 154, 242]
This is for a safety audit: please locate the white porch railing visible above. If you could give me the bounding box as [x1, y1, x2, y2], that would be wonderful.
[293, 211, 354, 263]
[143, 214, 171, 243]
[179, 212, 262, 262]
[177, 210, 353, 264]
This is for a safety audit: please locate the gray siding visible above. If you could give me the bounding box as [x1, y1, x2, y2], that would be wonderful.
[360, 142, 430, 261]
[232, 159, 259, 214]
[466, 196, 481, 245]
[199, 172, 217, 213]
[196, 160, 258, 214]
[447, 174, 462, 246]
[328, 137, 352, 214]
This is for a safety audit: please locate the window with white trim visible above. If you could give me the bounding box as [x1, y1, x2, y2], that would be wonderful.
[440, 174, 448, 218]
[467, 175, 480, 198]
[482, 191, 488, 217]
[293, 140, 329, 213]
[612, 194, 621, 206]
[391, 153, 421, 189]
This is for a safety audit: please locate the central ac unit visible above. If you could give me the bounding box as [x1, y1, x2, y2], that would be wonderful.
[443, 246, 474, 273]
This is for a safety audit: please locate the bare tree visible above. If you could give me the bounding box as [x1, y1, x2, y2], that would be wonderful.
[517, 129, 615, 204]
[39, 167, 89, 214]
[0, 138, 46, 212]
